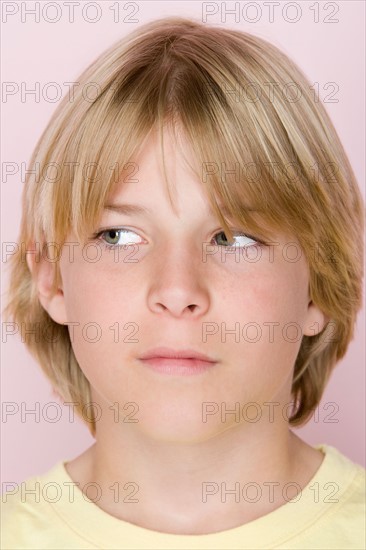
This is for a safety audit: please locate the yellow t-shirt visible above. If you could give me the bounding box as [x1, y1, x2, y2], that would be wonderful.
[1, 443, 365, 549]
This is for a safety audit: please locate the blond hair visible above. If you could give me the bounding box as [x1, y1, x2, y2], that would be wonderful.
[3, 17, 364, 437]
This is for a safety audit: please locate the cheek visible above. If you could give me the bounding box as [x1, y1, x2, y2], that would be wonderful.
[216, 241, 309, 321]
[60, 260, 139, 380]
[225, 268, 307, 327]
[61, 256, 137, 321]
[219, 266, 308, 387]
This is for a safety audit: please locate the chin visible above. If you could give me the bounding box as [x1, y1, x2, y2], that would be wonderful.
[136, 408, 226, 445]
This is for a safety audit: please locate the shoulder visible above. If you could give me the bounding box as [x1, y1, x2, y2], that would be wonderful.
[323, 443, 365, 486]
[0, 462, 90, 550]
[308, 444, 365, 548]
[317, 444, 365, 505]
[1, 470, 49, 549]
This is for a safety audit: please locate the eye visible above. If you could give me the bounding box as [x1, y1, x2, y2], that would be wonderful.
[92, 227, 262, 250]
[96, 228, 143, 249]
[213, 230, 260, 248]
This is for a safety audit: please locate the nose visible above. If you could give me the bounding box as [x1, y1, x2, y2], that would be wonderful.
[147, 242, 210, 319]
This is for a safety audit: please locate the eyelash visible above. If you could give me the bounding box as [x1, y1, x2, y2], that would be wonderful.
[92, 227, 265, 251]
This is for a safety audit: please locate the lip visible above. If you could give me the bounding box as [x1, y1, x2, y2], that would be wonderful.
[139, 347, 217, 362]
[139, 347, 218, 376]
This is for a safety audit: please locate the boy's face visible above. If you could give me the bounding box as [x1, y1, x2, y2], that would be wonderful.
[38, 128, 327, 442]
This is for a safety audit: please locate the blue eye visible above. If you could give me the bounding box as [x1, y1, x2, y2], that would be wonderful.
[92, 227, 263, 251]
[96, 228, 143, 249]
[213, 230, 260, 248]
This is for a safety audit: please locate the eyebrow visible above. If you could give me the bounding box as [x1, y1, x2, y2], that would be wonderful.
[103, 203, 260, 217]
[104, 203, 151, 215]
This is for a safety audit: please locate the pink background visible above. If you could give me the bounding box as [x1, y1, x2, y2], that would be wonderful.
[1, 0, 365, 484]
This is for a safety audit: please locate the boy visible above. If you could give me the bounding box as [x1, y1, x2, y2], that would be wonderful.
[2, 16, 365, 549]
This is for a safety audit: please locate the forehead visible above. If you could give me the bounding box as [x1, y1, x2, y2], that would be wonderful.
[106, 126, 260, 216]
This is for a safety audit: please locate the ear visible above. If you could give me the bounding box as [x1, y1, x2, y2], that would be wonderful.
[26, 241, 68, 325]
[302, 299, 330, 337]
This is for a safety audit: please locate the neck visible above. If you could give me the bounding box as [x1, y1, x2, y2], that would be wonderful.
[66, 418, 322, 535]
